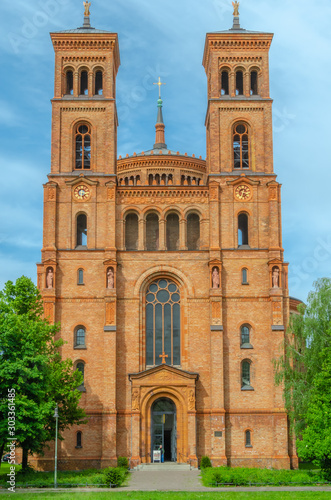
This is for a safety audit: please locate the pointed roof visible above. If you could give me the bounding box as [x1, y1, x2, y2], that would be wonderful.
[154, 97, 167, 150]
[52, 2, 112, 34]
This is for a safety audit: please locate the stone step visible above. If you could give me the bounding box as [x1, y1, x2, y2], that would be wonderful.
[135, 463, 196, 471]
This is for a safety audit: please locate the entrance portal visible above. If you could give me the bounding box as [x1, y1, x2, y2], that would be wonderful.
[151, 398, 177, 462]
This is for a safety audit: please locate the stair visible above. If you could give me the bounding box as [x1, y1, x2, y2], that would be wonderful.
[134, 462, 196, 471]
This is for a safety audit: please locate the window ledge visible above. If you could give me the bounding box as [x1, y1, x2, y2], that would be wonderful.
[77, 283, 85, 286]
[75, 245, 88, 250]
[74, 346, 87, 350]
[241, 385, 254, 391]
[75, 446, 82, 449]
[238, 245, 251, 250]
[245, 445, 253, 448]
[242, 282, 249, 286]
[241, 344, 253, 349]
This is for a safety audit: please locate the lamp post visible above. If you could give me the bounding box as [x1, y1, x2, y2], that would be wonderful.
[54, 404, 59, 489]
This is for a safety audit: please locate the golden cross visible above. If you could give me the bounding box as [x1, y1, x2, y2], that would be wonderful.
[159, 352, 168, 364]
[153, 77, 166, 99]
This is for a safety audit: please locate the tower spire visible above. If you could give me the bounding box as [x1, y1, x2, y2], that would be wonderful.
[83, 1, 92, 28]
[231, 1, 241, 30]
[153, 77, 167, 150]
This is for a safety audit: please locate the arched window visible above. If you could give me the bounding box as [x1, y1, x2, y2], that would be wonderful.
[166, 213, 179, 251]
[80, 70, 88, 96]
[146, 279, 181, 366]
[95, 70, 103, 95]
[76, 361, 85, 389]
[236, 70, 244, 95]
[241, 360, 253, 390]
[78, 269, 84, 285]
[238, 213, 249, 246]
[221, 70, 229, 96]
[187, 213, 200, 250]
[76, 214, 87, 247]
[242, 268, 248, 284]
[146, 213, 159, 251]
[75, 124, 91, 170]
[245, 430, 252, 447]
[76, 431, 82, 448]
[66, 70, 73, 95]
[125, 213, 139, 251]
[241, 325, 252, 348]
[74, 326, 86, 348]
[233, 123, 249, 169]
[250, 70, 258, 95]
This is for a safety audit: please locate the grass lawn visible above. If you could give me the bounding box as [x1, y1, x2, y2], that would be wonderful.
[0, 492, 330, 499]
[0, 463, 21, 475]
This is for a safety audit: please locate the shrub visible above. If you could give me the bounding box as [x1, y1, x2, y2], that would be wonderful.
[200, 456, 212, 469]
[103, 467, 126, 487]
[117, 456, 129, 469]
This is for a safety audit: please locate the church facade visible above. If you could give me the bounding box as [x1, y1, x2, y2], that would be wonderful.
[36, 6, 299, 470]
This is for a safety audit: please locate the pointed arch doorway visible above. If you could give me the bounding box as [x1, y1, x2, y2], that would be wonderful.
[151, 397, 177, 462]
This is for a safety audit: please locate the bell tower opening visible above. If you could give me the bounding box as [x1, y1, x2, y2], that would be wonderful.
[151, 398, 177, 462]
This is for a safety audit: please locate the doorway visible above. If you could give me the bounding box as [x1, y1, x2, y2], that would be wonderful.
[151, 398, 177, 462]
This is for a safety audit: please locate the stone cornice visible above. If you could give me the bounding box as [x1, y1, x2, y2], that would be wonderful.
[129, 364, 199, 382]
[117, 155, 206, 173]
[117, 188, 209, 204]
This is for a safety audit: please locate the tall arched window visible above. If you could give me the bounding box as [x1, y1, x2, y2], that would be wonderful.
[95, 70, 103, 95]
[80, 70, 88, 95]
[76, 361, 85, 389]
[166, 213, 179, 251]
[242, 268, 248, 284]
[74, 326, 86, 348]
[76, 214, 87, 247]
[221, 70, 229, 95]
[233, 123, 249, 169]
[146, 213, 159, 251]
[76, 431, 82, 448]
[146, 279, 181, 366]
[250, 70, 258, 95]
[245, 430, 252, 447]
[187, 213, 200, 250]
[238, 213, 249, 246]
[125, 213, 139, 250]
[66, 70, 73, 95]
[241, 325, 252, 348]
[241, 360, 253, 390]
[78, 269, 84, 285]
[236, 70, 244, 95]
[75, 124, 91, 170]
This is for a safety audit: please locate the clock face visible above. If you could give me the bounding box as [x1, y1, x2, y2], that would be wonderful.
[74, 184, 90, 201]
[235, 184, 251, 201]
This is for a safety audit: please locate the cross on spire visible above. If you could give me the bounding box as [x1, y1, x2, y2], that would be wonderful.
[159, 352, 168, 364]
[153, 77, 166, 99]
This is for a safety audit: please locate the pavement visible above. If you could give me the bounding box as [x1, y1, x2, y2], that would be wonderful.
[1, 467, 331, 494]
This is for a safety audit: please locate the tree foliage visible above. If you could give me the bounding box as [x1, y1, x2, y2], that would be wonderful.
[275, 278, 331, 475]
[0, 276, 87, 469]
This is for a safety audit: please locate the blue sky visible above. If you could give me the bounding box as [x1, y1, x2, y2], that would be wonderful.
[0, 0, 330, 302]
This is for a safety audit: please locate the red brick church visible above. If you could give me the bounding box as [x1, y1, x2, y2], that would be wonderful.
[36, 3, 300, 470]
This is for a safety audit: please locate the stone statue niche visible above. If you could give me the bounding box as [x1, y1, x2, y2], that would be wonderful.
[46, 267, 54, 289]
[212, 266, 220, 289]
[107, 267, 115, 289]
[272, 266, 280, 288]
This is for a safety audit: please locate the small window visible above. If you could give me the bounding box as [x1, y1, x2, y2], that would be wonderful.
[125, 213, 139, 251]
[221, 70, 229, 96]
[95, 71, 103, 95]
[250, 71, 258, 96]
[236, 70, 244, 95]
[76, 214, 87, 247]
[78, 269, 84, 285]
[242, 268, 248, 284]
[241, 325, 252, 348]
[76, 361, 85, 389]
[245, 430, 252, 447]
[66, 70, 74, 95]
[75, 327, 86, 348]
[146, 213, 159, 251]
[76, 431, 82, 448]
[238, 213, 249, 246]
[233, 123, 249, 169]
[241, 360, 253, 390]
[187, 213, 200, 250]
[166, 213, 180, 251]
[75, 124, 91, 170]
[80, 70, 88, 96]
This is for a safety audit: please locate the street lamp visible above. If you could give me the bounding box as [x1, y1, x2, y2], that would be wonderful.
[54, 404, 59, 489]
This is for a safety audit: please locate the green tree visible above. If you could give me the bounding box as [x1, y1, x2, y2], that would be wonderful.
[275, 278, 331, 476]
[0, 276, 87, 470]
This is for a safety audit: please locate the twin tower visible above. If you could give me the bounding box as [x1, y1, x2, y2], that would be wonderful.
[36, 7, 298, 470]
